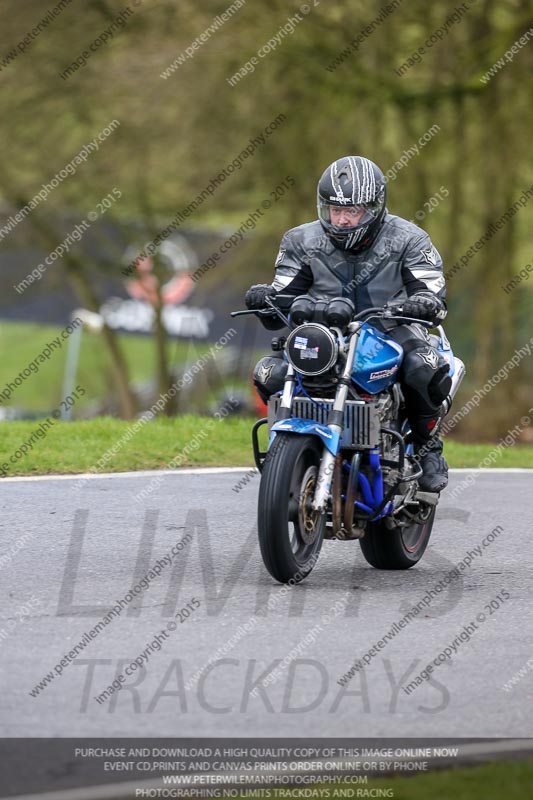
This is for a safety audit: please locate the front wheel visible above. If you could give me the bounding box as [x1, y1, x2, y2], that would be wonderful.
[258, 433, 326, 583]
[359, 506, 436, 569]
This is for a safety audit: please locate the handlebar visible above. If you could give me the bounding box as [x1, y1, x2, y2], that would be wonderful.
[230, 298, 433, 329]
[230, 294, 293, 326]
[356, 303, 434, 329]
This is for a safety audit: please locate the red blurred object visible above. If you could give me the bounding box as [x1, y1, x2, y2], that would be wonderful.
[252, 379, 268, 416]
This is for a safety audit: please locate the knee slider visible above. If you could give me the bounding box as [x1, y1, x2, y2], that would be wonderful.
[401, 345, 447, 411]
[401, 345, 438, 388]
[253, 355, 287, 402]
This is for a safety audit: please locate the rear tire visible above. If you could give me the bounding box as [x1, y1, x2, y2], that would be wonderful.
[359, 507, 436, 569]
[258, 433, 326, 583]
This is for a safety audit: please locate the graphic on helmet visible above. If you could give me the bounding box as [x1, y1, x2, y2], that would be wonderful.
[317, 156, 386, 251]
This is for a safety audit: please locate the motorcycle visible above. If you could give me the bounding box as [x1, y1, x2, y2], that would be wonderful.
[231, 295, 465, 583]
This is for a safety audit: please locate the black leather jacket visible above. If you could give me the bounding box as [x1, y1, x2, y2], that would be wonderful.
[267, 213, 446, 328]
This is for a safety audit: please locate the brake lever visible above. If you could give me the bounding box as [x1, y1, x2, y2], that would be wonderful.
[386, 314, 434, 329]
[230, 308, 278, 318]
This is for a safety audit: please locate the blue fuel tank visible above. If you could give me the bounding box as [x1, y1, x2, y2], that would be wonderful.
[351, 323, 404, 394]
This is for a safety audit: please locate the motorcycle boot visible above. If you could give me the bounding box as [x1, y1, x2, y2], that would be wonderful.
[415, 434, 448, 493]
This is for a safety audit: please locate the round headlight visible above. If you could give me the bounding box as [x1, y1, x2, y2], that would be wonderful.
[286, 323, 338, 376]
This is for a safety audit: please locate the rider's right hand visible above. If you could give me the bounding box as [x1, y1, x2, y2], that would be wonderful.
[244, 284, 276, 310]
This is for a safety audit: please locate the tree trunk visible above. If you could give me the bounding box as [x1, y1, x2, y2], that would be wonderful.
[153, 299, 176, 416]
[64, 262, 138, 419]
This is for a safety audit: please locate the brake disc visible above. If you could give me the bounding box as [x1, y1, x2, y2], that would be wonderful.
[298, 465, 322, 544]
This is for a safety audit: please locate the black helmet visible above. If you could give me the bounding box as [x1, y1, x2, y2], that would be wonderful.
[317, 156, 386, 251]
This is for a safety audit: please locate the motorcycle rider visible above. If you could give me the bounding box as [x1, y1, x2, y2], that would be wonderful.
[245, 155, 451, 492]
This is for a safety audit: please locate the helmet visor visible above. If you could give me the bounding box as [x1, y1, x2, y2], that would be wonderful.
[318, 198, 383, 230]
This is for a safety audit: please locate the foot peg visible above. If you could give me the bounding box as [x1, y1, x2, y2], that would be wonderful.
[413, 490, 439, 506]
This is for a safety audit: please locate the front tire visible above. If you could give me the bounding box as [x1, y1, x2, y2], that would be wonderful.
[258, 433, 326, 583]
[359, 507, 436, 569]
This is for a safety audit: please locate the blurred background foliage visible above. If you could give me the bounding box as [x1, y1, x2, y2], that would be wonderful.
[0, 0, 532, 439]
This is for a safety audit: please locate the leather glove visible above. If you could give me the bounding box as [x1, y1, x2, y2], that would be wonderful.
[402, 294, 446, 323]
[244, 284, 276, 310]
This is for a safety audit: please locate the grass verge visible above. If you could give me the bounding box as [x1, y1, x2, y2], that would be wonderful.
[1, 416, 533, 477]
[0, 321, 210, 413]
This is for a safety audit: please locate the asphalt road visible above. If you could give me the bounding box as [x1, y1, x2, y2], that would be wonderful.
[1, 468, 532, 740]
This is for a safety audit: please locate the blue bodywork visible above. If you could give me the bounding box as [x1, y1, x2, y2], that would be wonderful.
[351, 323, 404, 394]
[271, 418, 340, 455]
[435, 327, 456, 377]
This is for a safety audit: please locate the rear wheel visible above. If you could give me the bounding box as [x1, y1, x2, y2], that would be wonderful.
[359, 506, 436, 569]
[258, 433, 326, 583]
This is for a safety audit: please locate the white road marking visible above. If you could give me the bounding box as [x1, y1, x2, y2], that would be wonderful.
[0, 467, 255, 482]
[1, 467, 532, 483]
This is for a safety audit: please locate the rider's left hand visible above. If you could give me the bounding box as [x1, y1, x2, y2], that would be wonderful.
[402, 294, 446, 323]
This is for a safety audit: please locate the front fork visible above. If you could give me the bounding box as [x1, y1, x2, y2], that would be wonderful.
[311, 327, 360, 512]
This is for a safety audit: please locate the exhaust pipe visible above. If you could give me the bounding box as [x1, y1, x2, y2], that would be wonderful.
[442, 357, 466, 416]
